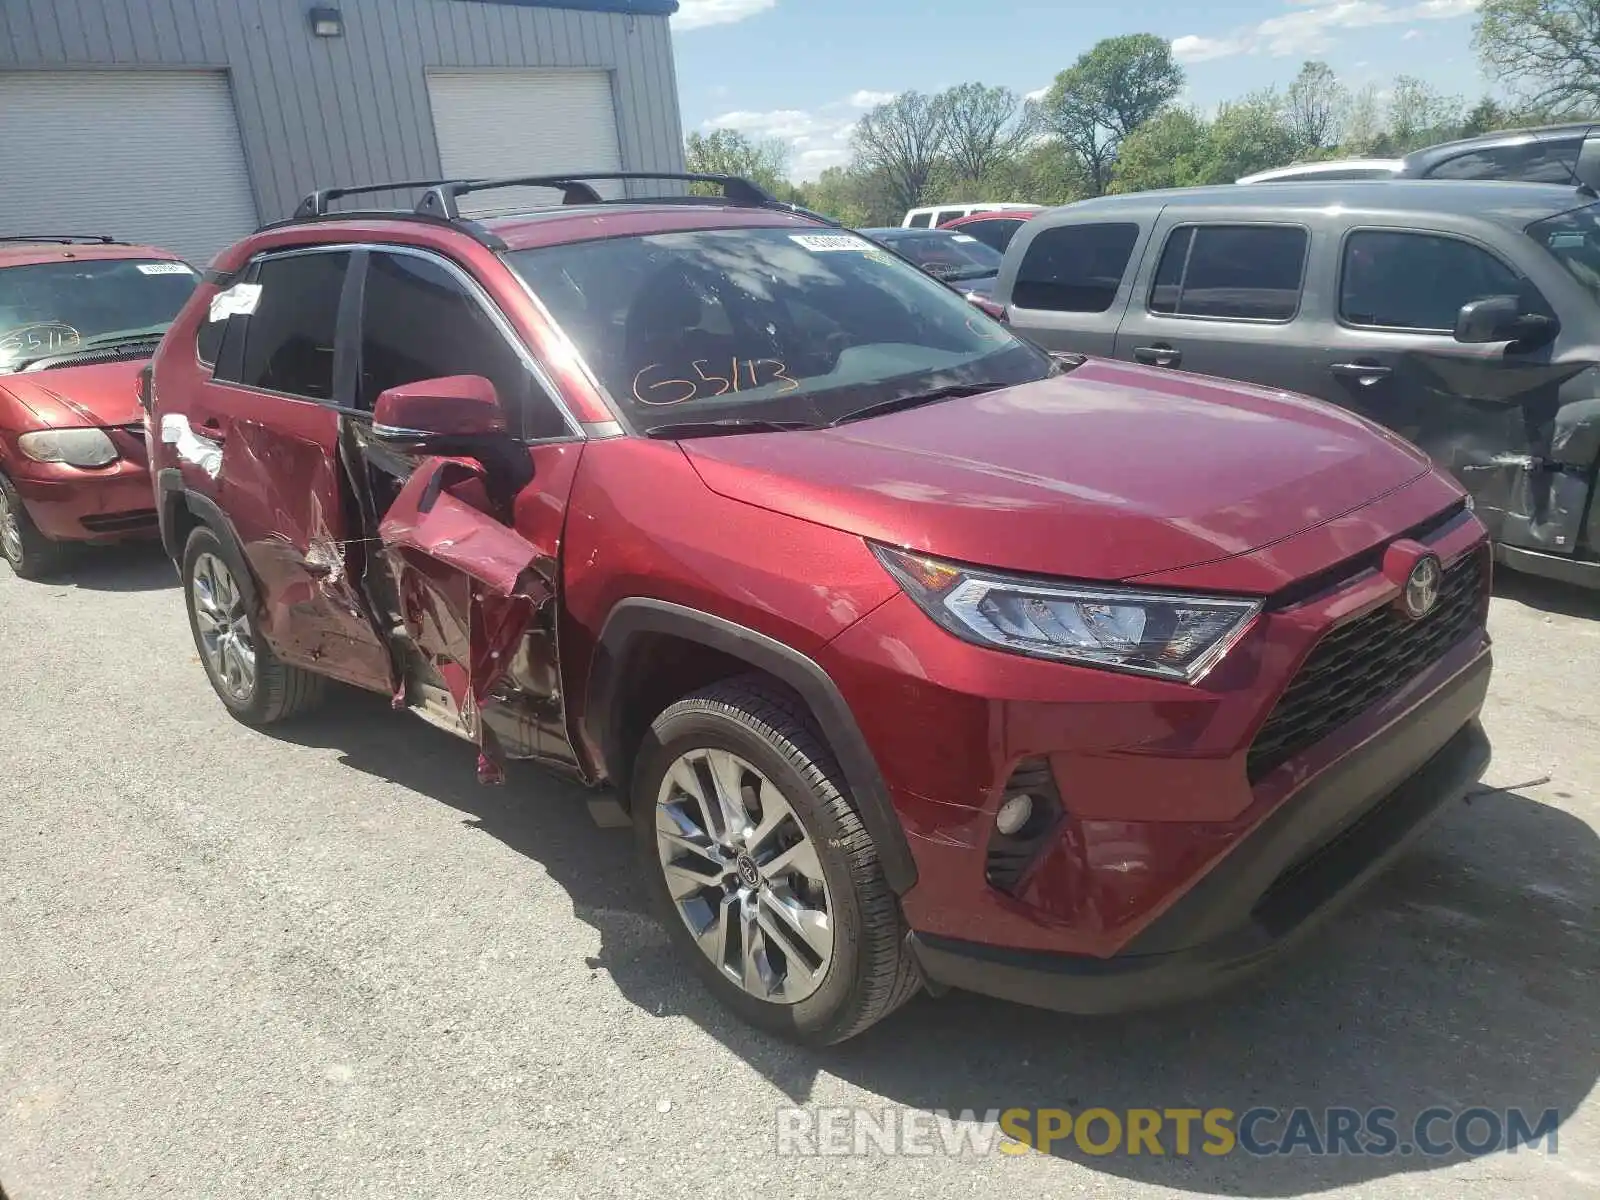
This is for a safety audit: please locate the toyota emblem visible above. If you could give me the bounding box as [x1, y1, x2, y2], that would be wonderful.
[1402, 555, 1443, 620]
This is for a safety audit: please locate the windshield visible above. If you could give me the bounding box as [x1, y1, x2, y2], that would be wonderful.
[874, 230, 1004, 282]
[0, 257, 198, 372]
[1527, 204, 1600, 306]
[506, 225, 1050, 434]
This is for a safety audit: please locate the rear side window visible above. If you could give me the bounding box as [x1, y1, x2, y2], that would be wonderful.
[906, 212, 933, 229]
[960, 218, 1026, 252]
[1340, 230, 1542, 331]
[359, 251, 568, 438]
[934, 209, 967, 226]
[1427, 138, 1581, 185]
[1012, 222, 1140, 314]
[1150, 225, 1307, 321]
[228, 251, 349, 399]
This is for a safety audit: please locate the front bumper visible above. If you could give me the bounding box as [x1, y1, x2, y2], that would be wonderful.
[908, 655, 1490, 1014]
[7, 428, 157, 542]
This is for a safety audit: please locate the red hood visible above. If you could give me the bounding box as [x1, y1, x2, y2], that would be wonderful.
[0, 359, 146, 429]
[681, 358, 1435, 582]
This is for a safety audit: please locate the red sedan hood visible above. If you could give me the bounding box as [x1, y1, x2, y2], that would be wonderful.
[682, 359, 1434, 582]
[0, 359, 146, 429]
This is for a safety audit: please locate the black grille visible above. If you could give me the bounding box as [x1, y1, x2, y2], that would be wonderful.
[1247, 553, 1486, 783]
[985, 758, 1062, 894]
[80, 509, 158, 534]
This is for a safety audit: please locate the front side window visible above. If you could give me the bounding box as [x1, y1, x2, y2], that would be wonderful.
[1340, 230, 1545, 331]
[1428, 138, 1581, 185]
[1527, 202, 1600, 308]
[227, 251, 349, 400]
[1150, 225, 1308, 321]
[906, 212, 933, 229]
[1013, 223, 1141, 314]
[359, 251, 567, 438]
[934, 209, 968, 226]
[507, 225, 1052, 435]
[878, 231, 1003, 283]
[0, 257, 198, 373]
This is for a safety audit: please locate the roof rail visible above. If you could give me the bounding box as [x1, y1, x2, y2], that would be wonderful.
[292, 179, 483, 220]
[414, 172, 778, 220]
[0, 234, 123, 245]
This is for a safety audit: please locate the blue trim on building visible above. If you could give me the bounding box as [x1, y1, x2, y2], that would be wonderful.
[452, 0, 680, 15]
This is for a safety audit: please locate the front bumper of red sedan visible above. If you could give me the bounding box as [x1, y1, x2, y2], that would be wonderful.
[7, 425, 158, 542]
[822, 502, 1492, 1012]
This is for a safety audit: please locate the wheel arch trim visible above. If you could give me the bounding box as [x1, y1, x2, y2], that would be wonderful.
[587, 598, 918, 895]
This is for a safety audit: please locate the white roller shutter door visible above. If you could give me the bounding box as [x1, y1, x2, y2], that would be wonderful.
[0, 71, 258, 265]
[427, 70, 625, 216]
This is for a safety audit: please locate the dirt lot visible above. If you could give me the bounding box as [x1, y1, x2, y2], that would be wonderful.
[1, 546, 1596, 1199]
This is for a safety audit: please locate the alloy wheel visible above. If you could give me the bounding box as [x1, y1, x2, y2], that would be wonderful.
[191, 551, 257, 703]
[654, 748, 834, 1003]
[0, 485, 22, 565]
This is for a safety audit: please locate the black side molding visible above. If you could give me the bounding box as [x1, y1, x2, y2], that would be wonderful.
[587, 599, 918, 895]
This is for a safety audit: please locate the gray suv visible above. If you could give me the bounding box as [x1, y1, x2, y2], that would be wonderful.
[995, 180, 1600, 588]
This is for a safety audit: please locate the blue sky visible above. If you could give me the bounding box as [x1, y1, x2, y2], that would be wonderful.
[669, 0, 1491, 179]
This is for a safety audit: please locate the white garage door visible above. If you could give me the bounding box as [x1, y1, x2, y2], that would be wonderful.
[428, 70, 624, 217]
[0, 72, 257, 266]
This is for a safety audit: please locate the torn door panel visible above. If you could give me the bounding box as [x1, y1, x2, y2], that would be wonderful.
[379, 458, 548, 781]
[1390, 350, 1599, 556]
[221, 419, 397, 690]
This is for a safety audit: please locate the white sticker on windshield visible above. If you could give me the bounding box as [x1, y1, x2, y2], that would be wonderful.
[208, 282, 262, 323]
[137, 262, 195, 276]
[950, 234, 979, 243]
[790, 234, 873, 253]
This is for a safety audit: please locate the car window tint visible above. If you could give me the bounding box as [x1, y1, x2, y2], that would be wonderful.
[934, 209, 966, 227]
[1012, 222, 1141, 313]
[1341, 230, 1545, 331]
[230, 251, 348, 399]
[360, 251, 566, 438]
[1427, 138, 1581, 184]
[960, 218, 1025, 252]
[907, 212, 932, 228]
[197, 312, 225, 367]
[1149, 225, 1307, 321]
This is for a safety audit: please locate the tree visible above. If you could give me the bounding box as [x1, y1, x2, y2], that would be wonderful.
[684, 128, 789, 192]
[1341, 85, 1388, 154]
[1038, 33, 1185, 194]
[1476, 0, 1600, 112]
[851, 91, 952, 214]
[1386, 75, 1465, 152]
[1203, 91, 1302, 181]
[1111, 108, 1211, 192]
[1285, 61, 1347, 154]
[938, 83, 1034, 185]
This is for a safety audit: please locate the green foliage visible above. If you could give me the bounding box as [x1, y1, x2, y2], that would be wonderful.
[1476, 0, 1600, 112]
[684, 129, 790, 194]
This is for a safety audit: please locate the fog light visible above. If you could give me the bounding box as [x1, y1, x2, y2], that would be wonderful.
[995, 793, 1034, 837]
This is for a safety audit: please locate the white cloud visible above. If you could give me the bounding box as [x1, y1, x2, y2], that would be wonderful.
[849, 89, 898, 109]
[1171, 0, 1480, 62]
[1025, 85, 1051, 102]
[705, 93, 887, 180]
[1402, 26, 1422, 38]
[673, 0, 776, 32]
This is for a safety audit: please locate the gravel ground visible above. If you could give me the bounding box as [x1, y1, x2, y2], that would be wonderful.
[1, 544, 1596, 1199]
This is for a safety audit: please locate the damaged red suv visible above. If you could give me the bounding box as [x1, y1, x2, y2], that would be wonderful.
[149, 173, 1494, 1044]
[1, 235, 197, 577]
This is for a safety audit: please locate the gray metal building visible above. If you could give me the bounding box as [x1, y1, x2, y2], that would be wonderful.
[0, 0, 685, 261]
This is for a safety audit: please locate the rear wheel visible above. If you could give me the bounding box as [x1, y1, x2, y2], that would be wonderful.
[0, 470, 64, 580]
[633, 676, 921, 1044]
[182, 526, 324, 724]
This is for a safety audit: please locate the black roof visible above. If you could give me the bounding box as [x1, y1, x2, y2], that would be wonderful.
[1401, 122, 1596, 175]
[1058, 179, 1597, 231]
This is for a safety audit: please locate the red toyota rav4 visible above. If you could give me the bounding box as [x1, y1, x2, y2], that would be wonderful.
[1, 235, 197, 577]
[149, 173, 1494, 1045]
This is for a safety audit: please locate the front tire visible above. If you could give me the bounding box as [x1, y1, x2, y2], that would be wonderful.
[182, 526, 324, 725]
[633, 676, 921, 1045]
[0, 470, 64, 580]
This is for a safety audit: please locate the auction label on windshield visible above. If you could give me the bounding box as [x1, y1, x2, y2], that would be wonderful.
[790, 234, 873, 252]
[137, 262, 195, 275]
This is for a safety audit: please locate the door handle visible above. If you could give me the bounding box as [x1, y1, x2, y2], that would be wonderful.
[198, 418, 227, 441]
[1133, 345, 1182, 368]
[1330, 362, 1393, 385]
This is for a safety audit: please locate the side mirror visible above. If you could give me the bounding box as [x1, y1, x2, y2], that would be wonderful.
[371, 375, 508, 450]
[1454, 296, 1558, 347]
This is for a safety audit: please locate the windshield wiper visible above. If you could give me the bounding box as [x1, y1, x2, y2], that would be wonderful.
[829, 384, 996, 427]
[643, 417, 819, 439]
[9, 326, 168, 372]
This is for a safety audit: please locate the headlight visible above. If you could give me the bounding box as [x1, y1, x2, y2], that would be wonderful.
[872, 545, 1262, 683]
[17, 428, 118, 468]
